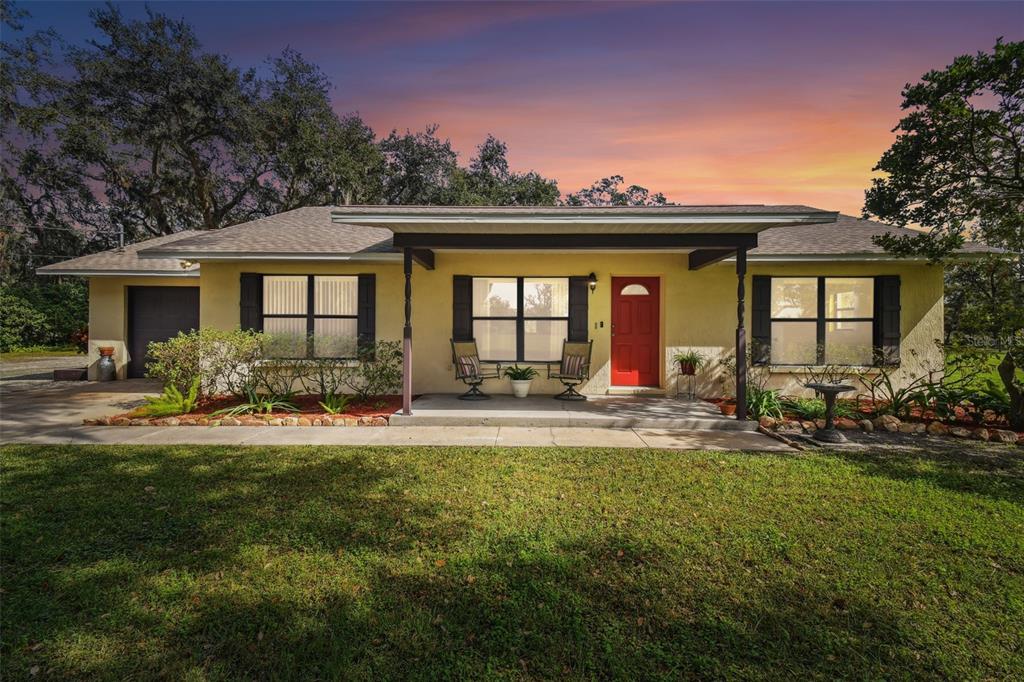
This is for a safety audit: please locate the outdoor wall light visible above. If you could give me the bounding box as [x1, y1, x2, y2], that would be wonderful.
[587, 272, 598, 293]
[180, 260, 194, 270]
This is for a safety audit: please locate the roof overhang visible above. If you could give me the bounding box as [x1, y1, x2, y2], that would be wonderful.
[36, 268, 199, 277]
[136, 250, 402, 262]
[331, 206, 839, 237]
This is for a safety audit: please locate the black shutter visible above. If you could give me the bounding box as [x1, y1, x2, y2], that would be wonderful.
[751, 275, 771, 365]
[240, 273, 263, 331]
[452, 275, 472, 342]
[568, 276, 589, 342]
[874, 275, 901, 366]
[357, 274, 376, 351]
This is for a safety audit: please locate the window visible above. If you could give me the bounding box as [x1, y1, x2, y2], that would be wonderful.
[471, 276, 569, 361]
[768, 276, 874, 366]
[262, 275, 358, 358]
[620, 283, 649, 296]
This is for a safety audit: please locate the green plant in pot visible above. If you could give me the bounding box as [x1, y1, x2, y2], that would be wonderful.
[673, 350, 708, 376]
[504, 364, 539, 398]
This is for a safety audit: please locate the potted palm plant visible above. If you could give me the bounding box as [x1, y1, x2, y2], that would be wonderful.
[504, 364, 539, 398]
[673, 349, 708, 376]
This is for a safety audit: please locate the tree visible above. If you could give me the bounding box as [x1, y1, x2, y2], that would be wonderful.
[563, 175, 670, 206]
[459, 135, 559, 206]
[864, 39, 1024, 428]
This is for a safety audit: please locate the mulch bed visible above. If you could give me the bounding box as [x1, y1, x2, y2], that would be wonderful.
[87, 394, 404, 426]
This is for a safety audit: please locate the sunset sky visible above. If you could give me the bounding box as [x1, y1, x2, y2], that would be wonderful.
[18, 1, 1024, 214]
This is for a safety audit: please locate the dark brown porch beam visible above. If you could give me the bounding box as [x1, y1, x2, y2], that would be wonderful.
[411, 248, 435, 270]
[393, 233, 758, 250]
[688, 248, 735, 270]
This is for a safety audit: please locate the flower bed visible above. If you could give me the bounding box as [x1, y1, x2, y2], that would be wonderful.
[84, 395, 403, 427]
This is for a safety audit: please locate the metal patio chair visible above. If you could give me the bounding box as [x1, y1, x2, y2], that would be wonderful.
[451, 339, 502, 400]
[548, 339, 593, 401]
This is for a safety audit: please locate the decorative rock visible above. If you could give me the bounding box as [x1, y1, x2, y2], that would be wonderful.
[873, 414, 901, 432]
[320, 419, 333, 426]
[209, 419, 222, 427]
[777, 420, 802, 432]
[312, 418, 322, 426]
[129, 418, 149, 426]
[196, 418, 209, 426]
[835, 417, 859, 430]
[926, 421, 949, 436]
[800, 421, 815, 432]
[814, 419, 826, 430]
[972, 428, 990, 441]
[296, 417, 312, 426]
[758, 416, 777, 430]
[221, 417, 241, 426]
[991, 429, 1020, 444]
[162, 417, 180, 426]
[268, 418, 283, 426]
[371, 416, 388, 426]
[898, 422, 926, 434]
[949, 426, 972, 438]
[283, 417, 300, 426]
[858, 419, 874, 432]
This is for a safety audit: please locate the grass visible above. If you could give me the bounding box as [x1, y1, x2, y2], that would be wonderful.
[2, 445, 1022, 679]
[0, 344, 82, 360]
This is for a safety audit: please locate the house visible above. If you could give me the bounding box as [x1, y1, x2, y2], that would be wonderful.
[38, 205, 995, 419]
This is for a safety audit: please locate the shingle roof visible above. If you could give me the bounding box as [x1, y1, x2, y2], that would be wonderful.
[750, 214, 1000, 257]
[139, 206, 393, 257]
[332, 204, 834, 216]
[36, 231, 201, 276]
[39, 208, 1002, 275]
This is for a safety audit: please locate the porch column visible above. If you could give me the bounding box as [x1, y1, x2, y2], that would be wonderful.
[735, 246, 747, 421]
[402, 247, 413, 416]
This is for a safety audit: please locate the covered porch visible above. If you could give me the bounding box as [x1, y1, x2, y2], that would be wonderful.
[332, 206, 839, 420]
[390, 393, 757, 430]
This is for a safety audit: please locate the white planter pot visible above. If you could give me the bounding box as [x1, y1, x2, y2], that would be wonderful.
[510, 379, 532, 398]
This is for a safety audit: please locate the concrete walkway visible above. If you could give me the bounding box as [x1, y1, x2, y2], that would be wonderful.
[2, 424, 788, 449]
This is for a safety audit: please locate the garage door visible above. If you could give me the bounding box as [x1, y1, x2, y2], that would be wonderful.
[127, 286, 200, 378]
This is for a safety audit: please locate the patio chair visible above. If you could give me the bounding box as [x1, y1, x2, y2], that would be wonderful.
[548, 339, 593, 401]
[451, 339, 502, 400]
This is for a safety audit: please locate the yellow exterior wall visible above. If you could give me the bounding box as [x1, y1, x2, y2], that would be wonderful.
[86, 276, 198, 380]
[184, 255, 944, 397]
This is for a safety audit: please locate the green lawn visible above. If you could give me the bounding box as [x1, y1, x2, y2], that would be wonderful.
[2, 445, 1022, 679]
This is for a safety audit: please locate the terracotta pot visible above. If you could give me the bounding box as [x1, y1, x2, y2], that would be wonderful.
[719, 401, 737, 416]
[678, 361, 696, 376]
[98, 346, 115, 357]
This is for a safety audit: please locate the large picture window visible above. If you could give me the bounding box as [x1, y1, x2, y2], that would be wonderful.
[769, 276, 874, 366]
[262, 275, 359, 358]
[471, 276, 569, 362]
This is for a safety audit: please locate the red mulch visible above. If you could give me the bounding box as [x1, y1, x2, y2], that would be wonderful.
[119, 394, 403, 420]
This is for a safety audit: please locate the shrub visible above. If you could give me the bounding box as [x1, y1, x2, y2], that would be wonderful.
[130, 377, 200, 418]
[213, 387, 298, 417]
[341, 341, 403, 402]
[747, 386, 784, 420]
[145, 328, 263, 397]
[782, 397, 856, 421]
[319, 392, 354, 415]
[298, 357, 356, 398]
[0, 281, 88, 351]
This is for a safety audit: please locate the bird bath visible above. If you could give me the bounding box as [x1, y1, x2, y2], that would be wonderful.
[805, 382, 857, 443]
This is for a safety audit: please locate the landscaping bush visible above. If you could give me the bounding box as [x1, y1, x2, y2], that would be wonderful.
[341, 341, 403, 402]
[746, 386, 784, 420]
[0, 281, 88, 351]
[298, 357, 356, 398]
[145, 328, 263, 398]
[129, 378, 201, 418]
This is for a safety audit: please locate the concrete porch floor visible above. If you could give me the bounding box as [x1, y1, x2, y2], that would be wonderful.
[390, 393, 755, 431]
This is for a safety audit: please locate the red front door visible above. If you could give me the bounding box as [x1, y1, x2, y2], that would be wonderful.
[611, 277, 660, 386]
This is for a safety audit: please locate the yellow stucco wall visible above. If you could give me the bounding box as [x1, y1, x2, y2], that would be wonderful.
[86, 276, 198, 379]
[182, 255, 945, 397]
